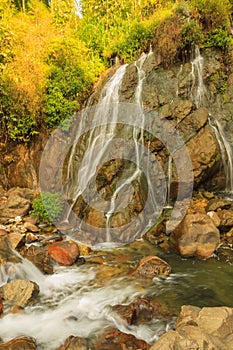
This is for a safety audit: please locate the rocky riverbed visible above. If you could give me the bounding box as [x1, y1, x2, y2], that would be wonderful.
[0, 186, 232, 349]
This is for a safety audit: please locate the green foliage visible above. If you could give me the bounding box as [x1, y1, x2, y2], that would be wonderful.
[31, 192, 65, 223]
[180, 19, 204, 52]
[191, 0, 232, 31]
[204, 29, 233, 51]
[44, 37, 103, 128]
[110, 22, 153, 62]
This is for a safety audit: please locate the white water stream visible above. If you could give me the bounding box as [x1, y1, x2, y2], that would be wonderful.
[0, 251, 173, 349]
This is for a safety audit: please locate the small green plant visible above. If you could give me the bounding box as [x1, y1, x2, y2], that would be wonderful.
[204, 29, 233, 51]
[31, 192, 65, 224]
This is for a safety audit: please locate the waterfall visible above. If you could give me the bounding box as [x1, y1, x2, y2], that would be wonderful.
[60, 48, 166, 246]
[190, 46, 206, 108]
[164, 155, 173, 208]
[209, 118, 233, 194]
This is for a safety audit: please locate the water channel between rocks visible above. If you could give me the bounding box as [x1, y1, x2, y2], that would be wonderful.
[0, 239, 232, 349]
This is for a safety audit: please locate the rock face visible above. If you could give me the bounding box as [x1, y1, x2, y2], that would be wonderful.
[47, 241, 80, 266]
[0, 187, 35, 219]
[2, 47, 232, 230]
[0, 279, 39, 307]
[149, 305, 233, 350]
[132, 256, 171, 278]
[171, 213, 220, 258]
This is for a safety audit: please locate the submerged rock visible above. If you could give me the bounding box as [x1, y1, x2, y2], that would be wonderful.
[21, 245, 53, 274]
[149, 305, 233, 350]
[92, 328, 150, 350]
[57, 336, 88, 350]
[112, 297, 165, 325]
[217, 209, 233, 229]
[0, 336, 36, 349]
[47, 241, 80, 266]
[0, 279, 39, 307]
[132, 256, 171, 278]
[171, 213, 220, 258]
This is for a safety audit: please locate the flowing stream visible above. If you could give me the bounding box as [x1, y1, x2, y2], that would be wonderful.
[0, 241, 232, 349]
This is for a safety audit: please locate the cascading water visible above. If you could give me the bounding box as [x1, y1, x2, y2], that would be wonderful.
[189, 46, 207, 108]
[208, 118, 233, 194]
[189, 47, 233, 194]
[61, 49, 166, 245]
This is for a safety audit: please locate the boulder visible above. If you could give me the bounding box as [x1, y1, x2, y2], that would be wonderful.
[47, 241, 80, 266]
[149, 305, 233, 350]
[0, 279, 39, 307]
[132, 256, 171, 278]
[0, 336, 36, 349]
[171, 213, 220, 258]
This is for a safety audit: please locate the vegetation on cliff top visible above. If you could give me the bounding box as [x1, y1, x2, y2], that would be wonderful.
[0, 0, 232, 142]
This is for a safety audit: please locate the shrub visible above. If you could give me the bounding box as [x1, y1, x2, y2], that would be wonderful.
[31, 192, 65, 224]
[155, 14, 182, 66]
[204, 28, 233, 51]
[191, 0, 232, 31]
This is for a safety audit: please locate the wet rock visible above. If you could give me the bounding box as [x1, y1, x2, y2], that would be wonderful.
[112, 297, 165, 325]
[25, 233, 38, 243]
[186, 125, 220, 187]
[144, 220, 166, 245]
[24, 222, 39, 233]
[0, 297, 3, 314]
[216, 245, 233, 264]
[150, 305, 233, 350]
[0, 336, 36, 349]
[23, 216, 38, 226]
[207, 211, 221, 227]
[0, 188, 35, 219]
[0, 229, 7, 236]
[0, 236, 21, 265]
[217, 210, 233, 228]
[132, 256, 171, 278]
[77, 243, 91, 256]
[171, 213, 220, 258]
[21, 245, 53, 274]
[8, 232, 25, 250]
[206, 198, 232, 212]
[57, 336, 88, 350]
[0, 279, 39, 307]
[47, 241, 80, 266]
[92, 328, 150, 350]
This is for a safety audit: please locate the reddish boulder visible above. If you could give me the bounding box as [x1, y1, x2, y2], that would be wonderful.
[47, 241, 80, 266]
